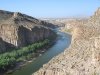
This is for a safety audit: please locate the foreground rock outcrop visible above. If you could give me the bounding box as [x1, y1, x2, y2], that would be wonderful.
[33, 8, 100, 75]
[0, 10, 57, 52]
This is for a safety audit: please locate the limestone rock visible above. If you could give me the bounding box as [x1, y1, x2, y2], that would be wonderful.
[0, 10, 57, 52]
[33, 8, 100, 75]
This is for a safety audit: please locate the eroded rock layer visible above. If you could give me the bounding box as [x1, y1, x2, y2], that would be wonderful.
[33, 8, 100, 75]
[0, 10, 56, 52]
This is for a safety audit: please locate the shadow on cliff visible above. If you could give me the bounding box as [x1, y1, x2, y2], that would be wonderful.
[4, 41, 16, 50]
[0, 25, 56, 53]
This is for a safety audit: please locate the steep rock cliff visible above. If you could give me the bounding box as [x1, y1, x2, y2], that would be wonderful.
[33, 8, 100, 75]
[0, 38, 6, 52]
[0, 10, 56, 52]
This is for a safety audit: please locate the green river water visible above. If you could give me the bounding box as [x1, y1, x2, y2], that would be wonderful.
[8, 31, 71, 75]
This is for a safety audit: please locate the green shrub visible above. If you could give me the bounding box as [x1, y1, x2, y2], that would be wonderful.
[0, 39, 49, 71]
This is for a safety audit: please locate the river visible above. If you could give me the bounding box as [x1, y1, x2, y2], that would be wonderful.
[9, 31, 71, 75]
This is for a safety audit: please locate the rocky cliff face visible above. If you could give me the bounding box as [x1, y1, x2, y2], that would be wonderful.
[0, 10, 56, 52]
[33, 8, 100, 75]
[0, 38, 6, 52]
[88, 7, 100, 27]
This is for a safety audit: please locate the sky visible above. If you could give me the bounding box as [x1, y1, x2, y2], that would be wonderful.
[0, 0, 100, 18]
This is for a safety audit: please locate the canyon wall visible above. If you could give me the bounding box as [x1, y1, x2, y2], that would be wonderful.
[33, 8, 100, 75]
[0, 38, 6, 52]
[0, 10, 57, 52]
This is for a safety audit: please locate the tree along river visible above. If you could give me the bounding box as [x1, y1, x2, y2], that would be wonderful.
[8, 31, 72, 75]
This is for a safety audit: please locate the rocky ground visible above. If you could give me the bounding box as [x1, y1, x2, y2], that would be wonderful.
[33, 8, 100, 75]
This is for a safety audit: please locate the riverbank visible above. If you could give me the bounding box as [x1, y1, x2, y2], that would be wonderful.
[33, 8, 100, 75]
[0, 38, 56, 75]
[5, 45, 50, 75]
[7, 31, 71, 75]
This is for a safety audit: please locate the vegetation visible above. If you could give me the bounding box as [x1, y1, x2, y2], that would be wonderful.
[0, 39, 49, 71]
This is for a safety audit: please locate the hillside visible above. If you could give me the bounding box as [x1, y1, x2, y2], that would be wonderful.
[0, 10, 57, 52]
[33, 8, 100, 75]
